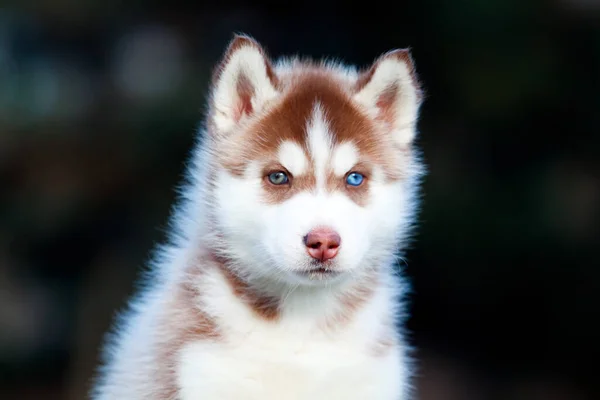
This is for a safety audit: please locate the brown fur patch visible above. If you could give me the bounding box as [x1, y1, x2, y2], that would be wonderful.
[211, 253, 281, 321]
[154, 264, 221, 398]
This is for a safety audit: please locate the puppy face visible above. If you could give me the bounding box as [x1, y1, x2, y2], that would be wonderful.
[207, 36, 422, 286]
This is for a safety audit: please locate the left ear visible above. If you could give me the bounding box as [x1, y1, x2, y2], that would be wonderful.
[353, 49, 423, 146]
[210, 34, 280, 135]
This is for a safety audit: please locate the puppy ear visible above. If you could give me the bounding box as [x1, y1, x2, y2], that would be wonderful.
[354, 49, 423, 146]
[210, 34, 279, 135]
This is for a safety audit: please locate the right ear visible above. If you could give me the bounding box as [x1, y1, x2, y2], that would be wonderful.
[210, 34, 279, 135]
[353, 49, 423, 146]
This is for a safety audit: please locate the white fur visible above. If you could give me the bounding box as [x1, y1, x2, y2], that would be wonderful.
[278, 141, 308, 176]
[91, 36, 423, 400]
[307, 102, 333, 190]
[176, 266, 407, 400]
[332, 141, 359, 176]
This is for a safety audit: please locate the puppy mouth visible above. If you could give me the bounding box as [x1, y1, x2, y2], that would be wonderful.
[306, 267, 337, 274]
[295, 265, 341, 279]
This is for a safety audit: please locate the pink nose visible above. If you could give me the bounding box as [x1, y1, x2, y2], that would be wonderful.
[303, 228, 341, 261]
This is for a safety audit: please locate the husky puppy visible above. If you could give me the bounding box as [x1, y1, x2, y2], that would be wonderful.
[91, 33, 424, 400]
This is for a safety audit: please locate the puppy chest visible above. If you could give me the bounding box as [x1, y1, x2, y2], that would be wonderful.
[176, 337, 402, 399]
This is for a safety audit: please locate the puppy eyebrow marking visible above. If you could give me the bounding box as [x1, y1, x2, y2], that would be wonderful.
[278, 141, 308, 176]
[332, 141, 359, 176]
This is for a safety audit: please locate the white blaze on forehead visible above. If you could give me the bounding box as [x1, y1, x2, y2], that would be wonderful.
[278, 141, 307, 176]
[306, 102, 333, 188]
[332, 142, 359, 176]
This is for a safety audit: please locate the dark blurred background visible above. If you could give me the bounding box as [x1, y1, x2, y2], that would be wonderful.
[1, 1, 599, 399]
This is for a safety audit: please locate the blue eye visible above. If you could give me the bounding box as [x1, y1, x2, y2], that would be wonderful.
[346, 172, 364, 186]
[268, 171, 289, 185]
